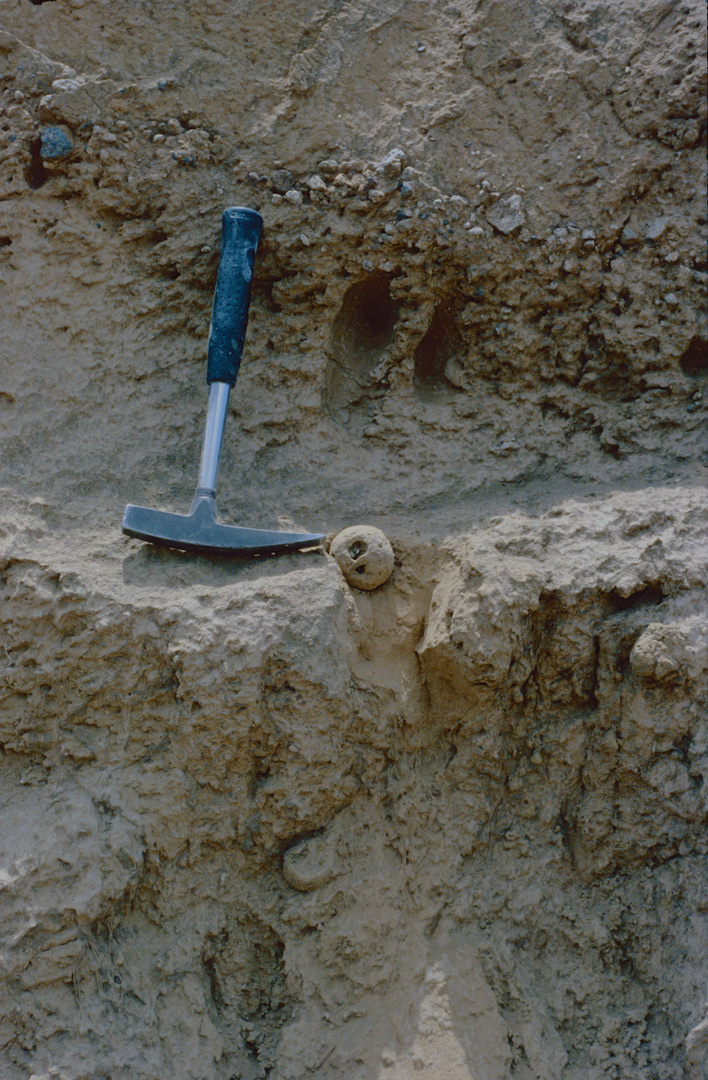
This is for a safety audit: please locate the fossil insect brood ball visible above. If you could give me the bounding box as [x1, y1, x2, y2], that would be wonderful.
[283, 833, 335, 892]
[330, 525, 395, 590]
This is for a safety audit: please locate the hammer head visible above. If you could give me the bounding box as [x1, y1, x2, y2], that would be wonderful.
[122, 494, 324, 557]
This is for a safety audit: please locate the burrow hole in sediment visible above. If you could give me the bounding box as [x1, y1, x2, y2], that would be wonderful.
[323, 272, 399, 418]
[414, 301, 464, 398]
[25, 138, 47, 189]
[679, 335, 708, 377]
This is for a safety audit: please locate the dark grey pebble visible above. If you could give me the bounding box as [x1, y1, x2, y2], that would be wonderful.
[271, 168, 295, 193]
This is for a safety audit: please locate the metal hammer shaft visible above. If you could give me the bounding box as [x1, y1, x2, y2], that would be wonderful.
[195, 381, 230, 497]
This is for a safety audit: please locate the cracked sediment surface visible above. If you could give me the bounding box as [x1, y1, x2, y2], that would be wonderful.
[0, 2, 707, 1078]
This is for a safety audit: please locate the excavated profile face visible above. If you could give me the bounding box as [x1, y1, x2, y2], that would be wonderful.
[0, 1, 706, 1078]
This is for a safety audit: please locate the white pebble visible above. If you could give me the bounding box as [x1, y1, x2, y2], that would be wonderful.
[378, 148, 405, 178]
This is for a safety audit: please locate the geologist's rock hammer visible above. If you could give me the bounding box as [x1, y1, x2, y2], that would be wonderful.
[122, 207, 324, 557]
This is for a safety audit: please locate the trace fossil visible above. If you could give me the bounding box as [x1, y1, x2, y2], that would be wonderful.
[330, 525, 395, 590]
[283, 833, 336, 892]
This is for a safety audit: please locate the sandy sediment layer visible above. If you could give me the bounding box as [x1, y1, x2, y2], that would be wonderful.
[0, 1, 706, 1078]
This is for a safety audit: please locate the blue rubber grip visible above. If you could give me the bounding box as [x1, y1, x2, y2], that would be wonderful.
[206, 207, 263, 386]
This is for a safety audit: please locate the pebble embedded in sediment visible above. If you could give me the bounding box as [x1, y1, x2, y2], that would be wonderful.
[40, 125, 74, 160]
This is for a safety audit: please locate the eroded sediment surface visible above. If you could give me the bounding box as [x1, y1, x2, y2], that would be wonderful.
[0, 2, 706, 1078]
